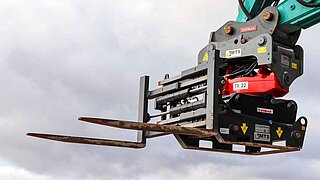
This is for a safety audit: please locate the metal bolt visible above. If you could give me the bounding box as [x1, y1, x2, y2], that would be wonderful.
[224, 25, 234, 35]
[233, 125, 239, 132]
[241, 38, 247, 44]
[230, 124, 240, 133]
[220, 79, 226, 86]
[293, 131, 302, 139]
[257, 36, 267, 46]
[287, 101, 297, 112]
[263, 11, 273, 21]
[283, 72, 291, 85]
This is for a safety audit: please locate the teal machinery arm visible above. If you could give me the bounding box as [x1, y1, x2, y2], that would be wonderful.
[236, 0, 320, 33]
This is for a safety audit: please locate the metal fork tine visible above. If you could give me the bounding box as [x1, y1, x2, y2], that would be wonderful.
[26, 133, 146, 149]
[78, 117, 217, 137]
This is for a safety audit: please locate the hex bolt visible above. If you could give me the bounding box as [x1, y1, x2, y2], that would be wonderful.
[287, 101, 297, 112]
[283, 72, 291, 85]
[257, 36, 267, 46]
[292, 131, 302, 139]
[263, 11, 273, 21]
[241, 38, 247, 44]
[224, 25, 234, 35]
[230, 124, 240, 133]
[220, 79, 226, 86]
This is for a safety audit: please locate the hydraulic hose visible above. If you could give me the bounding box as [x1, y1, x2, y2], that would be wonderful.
[296, 0, 320, 7]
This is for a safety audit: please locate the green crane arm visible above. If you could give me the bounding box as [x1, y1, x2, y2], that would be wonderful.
[236, 0, 320, 33]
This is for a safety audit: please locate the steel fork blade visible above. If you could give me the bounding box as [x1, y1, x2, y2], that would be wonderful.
[78, 117, 217, 137]
[27, 133, 146, 149]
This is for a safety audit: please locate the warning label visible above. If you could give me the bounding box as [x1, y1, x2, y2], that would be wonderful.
[292, 63, 298, 69]
[276, 127, 284, 138]
[258, 47, 267, 54]
[202, 52, 209, 61]
[241, 123, 248, 134]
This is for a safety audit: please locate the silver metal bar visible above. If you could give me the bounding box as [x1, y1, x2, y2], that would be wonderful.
[137, 76, 149, 143]
[148, 83, 180, 99]
[181, 63, 208, 78]
[189, 86, 207, 93]
[149, 111, 170, 118]
[180, 76, 207, 88]
[158, 108, 206, 125]
[158, 75, 181, 86]
[206, 50, 215, 130]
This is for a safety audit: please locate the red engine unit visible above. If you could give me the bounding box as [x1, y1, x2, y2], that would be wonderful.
[222, 68, 289, 98]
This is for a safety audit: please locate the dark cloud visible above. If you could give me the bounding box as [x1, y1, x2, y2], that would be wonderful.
[0, 0, 319, 179]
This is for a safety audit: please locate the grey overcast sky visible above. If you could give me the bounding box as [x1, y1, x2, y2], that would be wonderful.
[0, 0, 320, 179]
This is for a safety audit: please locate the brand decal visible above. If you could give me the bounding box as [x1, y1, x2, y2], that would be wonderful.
[257, 107, 274, 114]
[226, 49, 241, 58]
[254, 132, 271, 142]
[240, 25, 257, 33]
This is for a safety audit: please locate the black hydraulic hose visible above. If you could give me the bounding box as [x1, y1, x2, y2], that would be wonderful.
[296, 0, 320, 7]
[238, 0, 253, 20]
[256, 0, 268, 15]
[273, 0, 280, 6]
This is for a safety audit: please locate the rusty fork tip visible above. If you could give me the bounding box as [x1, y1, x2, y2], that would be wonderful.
[78, 117, 94, 120]
[78, 117, 93, 121]
[26, 133, 41, 137]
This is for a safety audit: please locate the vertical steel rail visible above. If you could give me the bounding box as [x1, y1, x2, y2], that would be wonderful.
[206, 46, 215, 130]
[137, 76, 150, 144]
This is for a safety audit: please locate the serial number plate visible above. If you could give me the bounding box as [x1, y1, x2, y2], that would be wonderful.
[255, 124, 270, 133]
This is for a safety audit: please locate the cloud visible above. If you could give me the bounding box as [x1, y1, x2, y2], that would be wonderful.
[0, 0, 319, 179]
[0, 165, 50, 180]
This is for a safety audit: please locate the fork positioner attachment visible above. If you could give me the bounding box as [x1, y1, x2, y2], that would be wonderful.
[28, 6, 309, 155]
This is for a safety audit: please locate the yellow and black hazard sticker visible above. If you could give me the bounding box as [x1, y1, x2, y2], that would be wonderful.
[202, 52, 209, 61]
[241, 123, 248, 134]
[292, 63, 298, 69]
[276, 127, 283, 138]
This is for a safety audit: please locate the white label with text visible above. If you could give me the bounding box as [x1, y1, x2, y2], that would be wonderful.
[226, 49, 242, 58]
[233, 82, 249, 91]
[220, 128, 230, 135]
[254, 132, 271, 142]
[257, 107, 274, 114]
